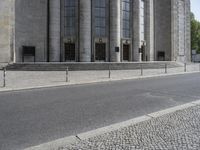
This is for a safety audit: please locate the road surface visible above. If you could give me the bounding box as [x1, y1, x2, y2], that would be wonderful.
[1, 73, 200, 150]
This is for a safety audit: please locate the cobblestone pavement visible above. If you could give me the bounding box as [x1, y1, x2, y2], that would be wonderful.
[62, 105, 200, 150]
[0, 63, 199, 90]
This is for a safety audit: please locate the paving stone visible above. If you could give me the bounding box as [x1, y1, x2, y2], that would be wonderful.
[62, 105, 200, 150]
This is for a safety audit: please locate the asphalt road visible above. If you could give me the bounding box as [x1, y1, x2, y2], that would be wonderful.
[1, 73, 200, 150]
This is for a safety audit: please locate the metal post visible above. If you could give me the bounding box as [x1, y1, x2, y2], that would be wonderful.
[3, 67, 6, 87]
[66, 67, 69, 82]
[165, 64, 167, 74]
[109, 65, 111, 79]
[199, 63, 200, 72]
[141, 64, 143, 76]
[184, 63, 187, 72]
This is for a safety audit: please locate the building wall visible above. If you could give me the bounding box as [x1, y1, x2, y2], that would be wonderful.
[184, 0, 191, 62]
[172, 0, 191, 62]
[49, 0, 60, 62]
[154, 0, 172, 61]
[61, 0, 79, 62]
[79, 0, 92, 62]
[145, 0, 154, 61]
[132, 0, 141, 61]
[0, 0, 15, 63]
[15, 0, 47, 62]
[2, 0, 191, 63]
[91, 0, 110, 62]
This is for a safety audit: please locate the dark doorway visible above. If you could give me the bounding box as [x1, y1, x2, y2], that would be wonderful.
[95, 43, 106, 61]
[65, 43, 75, 61]
[123, 44, 129, 61]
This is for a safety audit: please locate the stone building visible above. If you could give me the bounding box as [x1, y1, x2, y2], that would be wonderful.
[0, 0, 191, 63]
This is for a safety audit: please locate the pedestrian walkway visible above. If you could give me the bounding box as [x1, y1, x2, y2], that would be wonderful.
[0, 63, 199, 92]
[62, 104, 200, 150]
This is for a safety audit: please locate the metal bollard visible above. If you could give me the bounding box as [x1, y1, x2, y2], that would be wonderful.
[141, 64, 143, 76]
[184, 63, 187, 72]
[3, 67, 6, 87]
[109, 65, 111, 79]
[199, 64, 200, 72]
[66, 67, 69, 82]
[165, 64, 167, 74]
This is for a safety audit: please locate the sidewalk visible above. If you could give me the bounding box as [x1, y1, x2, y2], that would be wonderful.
[63, 102, 200, 150]
[0, 63, 200, 92]
[24, 100, 200, 150]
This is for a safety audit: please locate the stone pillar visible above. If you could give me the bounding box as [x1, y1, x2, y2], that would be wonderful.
[79, 0, 91, 62]
[145, 0, 154, 61]
[0, 0, 15, 63]
[49, 0, 60, 62]
[185, 0, 191, 62]
[110, 0, 121, 62]
[133, 0, 140, 61]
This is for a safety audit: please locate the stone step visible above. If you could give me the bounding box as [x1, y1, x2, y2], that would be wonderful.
[6, 62, 182, 71]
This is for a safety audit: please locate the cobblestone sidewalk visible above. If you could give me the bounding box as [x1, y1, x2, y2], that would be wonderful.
[62, 105, 200, 150]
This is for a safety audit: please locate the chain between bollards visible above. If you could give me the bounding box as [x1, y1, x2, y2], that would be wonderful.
[66, 67, 69, 82]
[141, 64, 143, 76]
[3, 67, 6, 87]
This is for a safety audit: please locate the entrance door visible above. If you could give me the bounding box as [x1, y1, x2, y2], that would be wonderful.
[95, 43, 106, 61]
[65, 43, 75, 61]
[123, 44, 129, 61]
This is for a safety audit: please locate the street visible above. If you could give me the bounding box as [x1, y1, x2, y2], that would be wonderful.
[1, 73, 200, 150]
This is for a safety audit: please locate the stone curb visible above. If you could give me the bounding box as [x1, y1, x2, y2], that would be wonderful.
[24, 99, 200, 150]
[24, 136, 78, 150]
[0, 71, 200, 93]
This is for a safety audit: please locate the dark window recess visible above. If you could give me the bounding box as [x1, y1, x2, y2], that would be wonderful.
[123, 44, 129, 61]
[22, 46, 36, 62]
[157, 51, 165, 61]
[95, 43, 106, 61]
[65, 43, 75, 61]
[115, 47, 120, 52]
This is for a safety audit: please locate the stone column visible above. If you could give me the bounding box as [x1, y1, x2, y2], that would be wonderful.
[185, 0, 191, 62]
[133, 0, 140, 61]
[79, 0, 92, 62]
[145, 0, 154, 61]
[49, 0, 60, 62]
[110, 0, 121, 62]
[171, 0, 177, 61]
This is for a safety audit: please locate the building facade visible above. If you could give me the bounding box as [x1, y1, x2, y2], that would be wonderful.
[0, 0, 191, 63]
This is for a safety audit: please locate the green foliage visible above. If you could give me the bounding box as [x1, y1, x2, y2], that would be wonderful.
[191, 12, 200, 53]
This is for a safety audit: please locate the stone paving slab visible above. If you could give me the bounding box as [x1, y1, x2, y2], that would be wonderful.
[62, 104, 200, 150]
[0, 64, 199, 92]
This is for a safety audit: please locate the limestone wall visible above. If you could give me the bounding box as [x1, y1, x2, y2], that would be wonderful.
[0, 0, 191, 63]
[154, 0, 172, 61]
[144, 0, 154, 61]
[172, 0, 191, 62]
[15, 0, 47, 62]
[0, 0, 15, 63]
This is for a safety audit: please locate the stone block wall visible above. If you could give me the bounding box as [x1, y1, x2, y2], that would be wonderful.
[0, 0, 191, 63]
[172, 0, 191, 62]
[154, 0, 172, 61]
[15, 0, 47, 62]
[0, 0, 15, 63]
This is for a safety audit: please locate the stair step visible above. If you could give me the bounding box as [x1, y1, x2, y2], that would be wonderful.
[6, 62, 182, 71]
